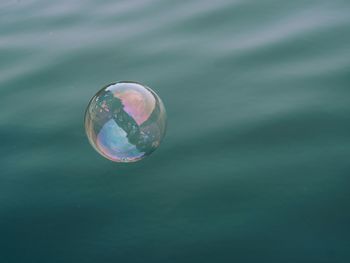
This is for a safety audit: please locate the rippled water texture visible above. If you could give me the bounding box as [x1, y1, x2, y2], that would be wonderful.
[1, 0, 350, 262]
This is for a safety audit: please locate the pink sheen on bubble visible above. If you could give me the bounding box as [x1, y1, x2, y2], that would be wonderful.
[111, 85, 155, 125]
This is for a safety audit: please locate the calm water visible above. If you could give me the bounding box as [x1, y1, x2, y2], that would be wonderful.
[1, 0, 350, 262]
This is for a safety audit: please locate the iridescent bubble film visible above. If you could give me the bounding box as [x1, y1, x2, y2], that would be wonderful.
[85, 81, 167, 162]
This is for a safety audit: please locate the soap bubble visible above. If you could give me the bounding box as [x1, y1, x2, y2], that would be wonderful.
[84, 81, 167, 162]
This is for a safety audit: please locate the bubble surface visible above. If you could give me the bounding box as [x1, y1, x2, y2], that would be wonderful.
[85, 81, 167, 162]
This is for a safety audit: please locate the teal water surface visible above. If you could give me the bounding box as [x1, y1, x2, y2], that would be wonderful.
[1, 0, 350, 262]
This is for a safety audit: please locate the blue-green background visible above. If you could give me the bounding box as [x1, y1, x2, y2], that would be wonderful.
[1, 0, 350, 262]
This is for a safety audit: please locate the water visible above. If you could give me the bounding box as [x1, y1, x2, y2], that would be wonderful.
[1, 0, 350, 262]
